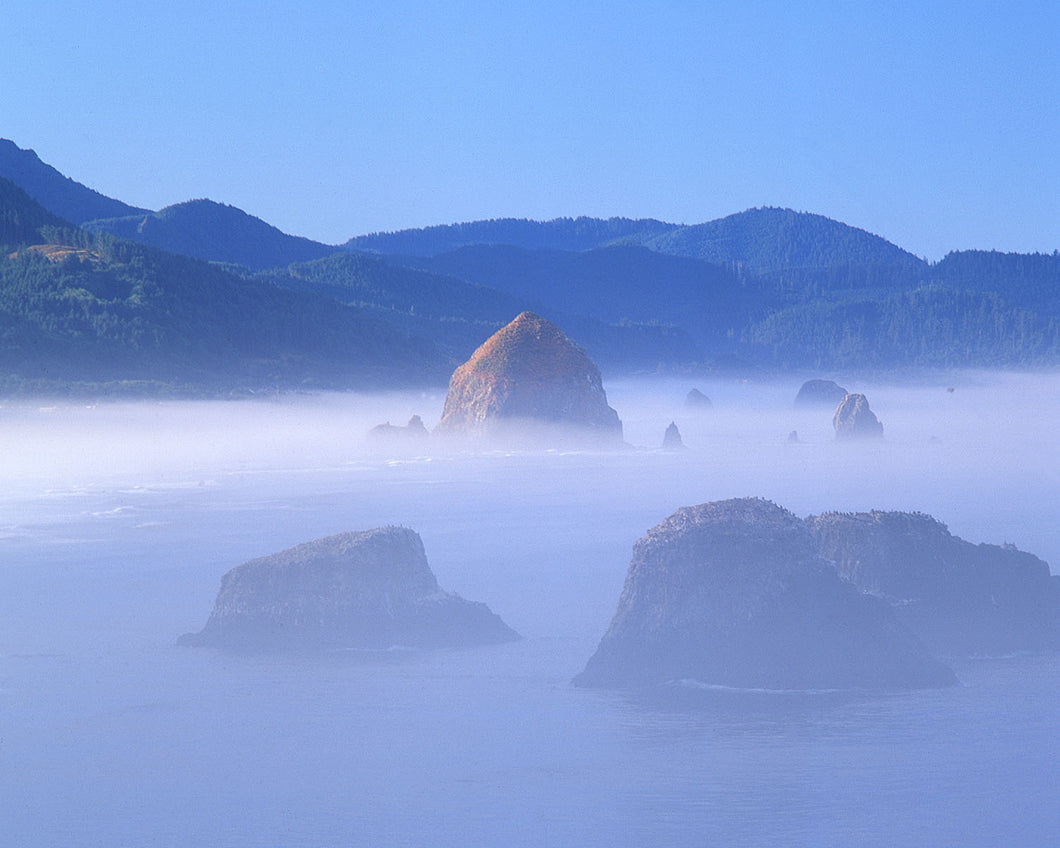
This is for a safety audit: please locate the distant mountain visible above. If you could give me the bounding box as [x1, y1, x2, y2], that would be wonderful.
[640, 207, 927, 274]
[0, 187, 447, 395]
[84, 199, 341, 271]
[405, 243, 769, 351]
[344, 216, 675, 257]
[260, 251, 705, 373]
[0, 177, 72, 246]
[0, 138, 147, 224]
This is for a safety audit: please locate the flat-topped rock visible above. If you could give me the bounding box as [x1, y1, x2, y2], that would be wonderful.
[810, 510, 1060, 656]
[434, 312, 623, 444]
[179, 527, 518, 651]
[575, 498, 955, 692]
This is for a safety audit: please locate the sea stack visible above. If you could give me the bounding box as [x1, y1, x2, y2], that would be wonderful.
[434, 312, 623, 445]
[662, 421, 686, 450]
[684, 388, 713, 410]
[574, 498, 955, 692]
[833, 393, 884, 440]
[179, 527, 519, 651]
[810, 510, 1060, 656]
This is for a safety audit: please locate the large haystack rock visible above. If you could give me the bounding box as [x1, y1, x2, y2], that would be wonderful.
[833, 393, 884, 439]
[575, 498, 954, 692]
[433, 312, 622, 444]
[794, 379, 848, 407]
[810, 511, 1060, 656]
[179, 527, 518, 651]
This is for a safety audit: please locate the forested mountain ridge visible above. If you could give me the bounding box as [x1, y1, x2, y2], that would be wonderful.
[0, 181, 448, 395]
[0, 138, 147, 225]
[344, 216, 676, 257]
[640, 207, 927, 274]
[3, 138, 1060, 383]
[84, 199, 342, 271]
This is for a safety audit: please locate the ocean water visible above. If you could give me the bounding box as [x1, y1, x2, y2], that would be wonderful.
[2, 374, 1059, 847]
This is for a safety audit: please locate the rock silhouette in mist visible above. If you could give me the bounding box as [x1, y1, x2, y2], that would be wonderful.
[833, 393, 884, 440]
[662, 421, 686, 450]
[574, 498, 955, 692]
[368, 414, 429, 442]
[433, 312, 622, 444]
[684, 388, 713, 410]
[810, 510, 1060, 656]
[794, 379, 848, 407]
[179, 527, 519, 651]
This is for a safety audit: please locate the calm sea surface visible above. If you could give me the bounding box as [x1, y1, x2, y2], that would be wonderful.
[3, 379, 1059, 846]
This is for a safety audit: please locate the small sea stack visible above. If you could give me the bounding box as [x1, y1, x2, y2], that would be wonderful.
[833, 393, 884, 440]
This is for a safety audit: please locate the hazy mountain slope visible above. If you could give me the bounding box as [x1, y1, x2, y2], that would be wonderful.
[406, 243, 770, 348]
[344, 216, 676, 257]
[0, 189, 448, 394]
[642, 207, 927, 275]
[0, 177, 72, 246]
[0, 138, 147, 224]
[261, 251, 705, 373]
[84, 199, 340, 271]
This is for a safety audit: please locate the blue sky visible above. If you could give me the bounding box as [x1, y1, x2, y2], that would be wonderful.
[4, 0, 1058, 259]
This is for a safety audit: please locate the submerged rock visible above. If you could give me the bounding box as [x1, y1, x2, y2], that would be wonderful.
[810, 510, 1060, 656]
[433, 312, 623, 444]
[575, 498, 955, 692]
[179, 527, 518, 651]
[662, 421, 686, 450]
[684, 388, 713, 409]
[795, 379, 848, 407]
[833, 393, 884, 440]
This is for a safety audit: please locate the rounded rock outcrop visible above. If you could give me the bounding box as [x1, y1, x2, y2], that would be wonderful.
[795, 379, 848, 407]
[810, 510, 1060, 656]
[433, 312, 622, 444]
[574, 498, 955, 692]
[179, 526, 518, 651]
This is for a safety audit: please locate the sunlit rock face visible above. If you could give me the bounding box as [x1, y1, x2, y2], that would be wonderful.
[433, 312, 623, 444]
[794, 379, 848, 407]
[810, 511, 1060, 657]
[179, 527, 518, 651]
[833, 392, 884, 439]
[574, 498, 955, 691]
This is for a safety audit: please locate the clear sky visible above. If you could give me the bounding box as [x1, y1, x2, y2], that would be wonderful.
[4, 0, 1058, 259]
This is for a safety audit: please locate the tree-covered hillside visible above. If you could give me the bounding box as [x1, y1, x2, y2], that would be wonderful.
[0, 186, 448, 395]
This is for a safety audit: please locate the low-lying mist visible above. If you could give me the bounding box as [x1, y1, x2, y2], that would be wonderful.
[3, 370, 1058, 847]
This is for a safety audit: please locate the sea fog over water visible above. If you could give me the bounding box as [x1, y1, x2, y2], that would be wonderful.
[2, 372, 1058, 846]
